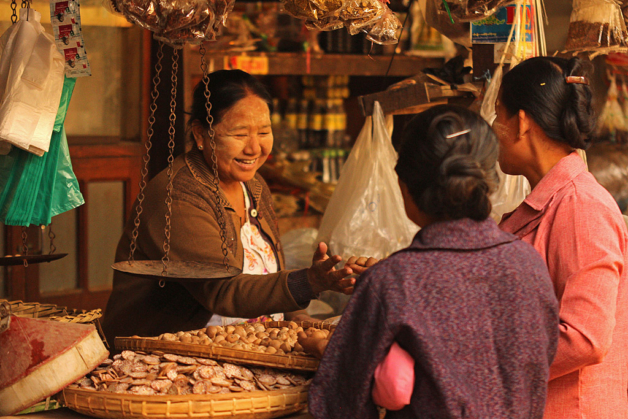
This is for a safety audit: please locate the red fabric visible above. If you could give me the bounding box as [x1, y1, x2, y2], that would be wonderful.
[500, 152, 628, 419]
[372, 342, 415, 410]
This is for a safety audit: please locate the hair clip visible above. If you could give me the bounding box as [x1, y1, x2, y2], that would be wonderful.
[566, 76, 589, 85]
[446, 129, 471, 139]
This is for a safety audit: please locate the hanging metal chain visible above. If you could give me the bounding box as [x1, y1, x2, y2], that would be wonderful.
[161, 47, 179, 281]
[21, 226, 28, 267]
[48, 223, 57, 255]
[20, 0, 28, 8]
[129, 42, 164, 264]
[200, 44, 230, 271]
[10, 0, 17, 23]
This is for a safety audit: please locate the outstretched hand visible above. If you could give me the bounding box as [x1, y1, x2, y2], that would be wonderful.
[307, 242, 355, 295]
[345, 256, 379, 275]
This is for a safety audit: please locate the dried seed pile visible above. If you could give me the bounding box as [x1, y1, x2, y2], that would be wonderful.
[153, 322, 332, 356]
[69, 350, 311, 395]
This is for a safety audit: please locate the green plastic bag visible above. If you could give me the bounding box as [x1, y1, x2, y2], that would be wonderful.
[0, 77, 84, 226]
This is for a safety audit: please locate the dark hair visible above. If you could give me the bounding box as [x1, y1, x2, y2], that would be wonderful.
[190, 69, 273, 129]
[501, 56, 595, 149]
[395, 105, 498, 221]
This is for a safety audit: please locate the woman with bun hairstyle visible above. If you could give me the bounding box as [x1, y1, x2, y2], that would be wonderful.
[496, 56, 628, 418]
[308, 105, 559, 418]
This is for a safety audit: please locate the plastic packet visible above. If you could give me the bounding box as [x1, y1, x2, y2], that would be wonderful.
[62, 46, 91, 77]
[420, 0, 470, 46]
[565, 0, 627, 52]
[341, 0, 385, 35]
[53, 24, 83, 47]
[50, 0, 91, 77]
[365, 7, 402, 45]
[281, 0, 345, 21]
[599, 73, 628, 143]
[51, 0, 80, 24]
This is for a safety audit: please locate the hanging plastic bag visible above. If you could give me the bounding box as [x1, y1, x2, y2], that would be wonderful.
[565, 0, 627, 53]
[340, 0, 386, 35]
[316, 101, 419, 263]
[599, 73, 628, 143]
[0, 77, 83, 226]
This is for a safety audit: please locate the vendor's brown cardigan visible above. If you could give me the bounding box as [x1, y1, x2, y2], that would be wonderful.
[102, 148, 303, 344]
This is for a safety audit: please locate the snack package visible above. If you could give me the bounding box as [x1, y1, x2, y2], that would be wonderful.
[436, 0, 510, 22]
[365, 7, 402, 45]
[305, 15, 345, 31]
[341, 0, 385, 35]
[565, 0, 627, 52]
[50, 0, 91, 77]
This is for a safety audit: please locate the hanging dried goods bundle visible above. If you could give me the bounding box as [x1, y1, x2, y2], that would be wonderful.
[340, 0, 386, 35]
[114, 0, 235, 47]
[365, 7, 402, 45]
[437, 0, 510, 22]
[282, 0, 345, 21]
[68, 350, 311, 395]
[565, 0, 627, 52]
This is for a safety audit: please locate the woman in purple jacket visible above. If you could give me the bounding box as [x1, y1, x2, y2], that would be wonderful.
[307, 105, 559, 419]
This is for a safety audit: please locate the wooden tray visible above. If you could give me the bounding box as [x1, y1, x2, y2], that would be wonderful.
[60, 386, 309, 419]
[116, 321, 335, 372]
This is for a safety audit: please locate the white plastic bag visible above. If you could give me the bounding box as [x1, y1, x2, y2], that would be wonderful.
[316, 101, 419, 262]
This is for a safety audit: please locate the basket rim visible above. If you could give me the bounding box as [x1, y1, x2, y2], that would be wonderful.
[62, 384, 309, 401]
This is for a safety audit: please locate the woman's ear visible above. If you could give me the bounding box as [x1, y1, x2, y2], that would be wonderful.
[517, 109, 531, 142]
[191, 122, 206, 148]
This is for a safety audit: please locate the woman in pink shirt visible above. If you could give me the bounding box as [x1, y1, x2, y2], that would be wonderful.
[495, 56, 628, 418]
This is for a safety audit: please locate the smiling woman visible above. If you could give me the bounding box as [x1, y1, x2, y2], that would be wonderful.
[102, 70, 357, 344]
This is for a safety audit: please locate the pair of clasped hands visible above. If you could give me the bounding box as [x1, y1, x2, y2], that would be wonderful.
[302, 242, 378, 359]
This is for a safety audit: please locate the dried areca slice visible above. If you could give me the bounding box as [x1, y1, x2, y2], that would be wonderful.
[197, 366, 215, 379]
[206, 385, 223, 394]
[128, 385, 155, 395]
[142, 355, 160, 365]
[229, 385, 244, 392]
[239, 367, 255, 381]
[192, 380, 213, 394]
[128, 371, 148, 379]
[236, 379, 257, 391]
[196, 358, 218, 366]
[257, 374, 277, 386]
[121, 350, 136, 360]
[177, 356, 197, 365]
[177, 365, 197, 374]
[276, 376, 291, 386]
[131, 378, 150, 386]
[163, 353, 180, 362]
[223, 363, 245, 380]
[151, 379, 173, 393]
[211, 377, 232, 387]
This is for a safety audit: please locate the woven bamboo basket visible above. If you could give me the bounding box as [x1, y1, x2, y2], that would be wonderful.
[60, 386, 309, 419]
[116, 321, 334, 372]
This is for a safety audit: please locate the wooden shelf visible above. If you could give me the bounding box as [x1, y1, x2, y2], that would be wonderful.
[185, 50, 446, 77]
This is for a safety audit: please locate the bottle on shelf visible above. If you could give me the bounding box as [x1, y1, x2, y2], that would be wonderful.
[297, 99, 310, 149]
[324, 99, 336, 148]
[279, 98, 299, 153]
[308, 99, 324, 149]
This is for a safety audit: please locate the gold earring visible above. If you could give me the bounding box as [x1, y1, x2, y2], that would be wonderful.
[198, 144, 204, 150]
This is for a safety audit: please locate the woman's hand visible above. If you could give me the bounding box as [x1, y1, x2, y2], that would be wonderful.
[308, 243, 355, 295]
[345, 256, 379, 275]
[298, 332, 329, 360]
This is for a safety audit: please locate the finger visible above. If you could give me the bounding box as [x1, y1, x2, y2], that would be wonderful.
[312, 242, 328, 263]
[341, 286, 355, 295]
[366, 257, 379, 267]
[319, 254, 343, 272]
[346, 264, 368, 275]
[335, 277, 356, 289]
[328, 266, 353, 280]
[346, 256, 358, 265]
[356, 257, 369, 266]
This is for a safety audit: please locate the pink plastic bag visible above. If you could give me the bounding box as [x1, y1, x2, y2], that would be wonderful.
[372, 342, 415, 410]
